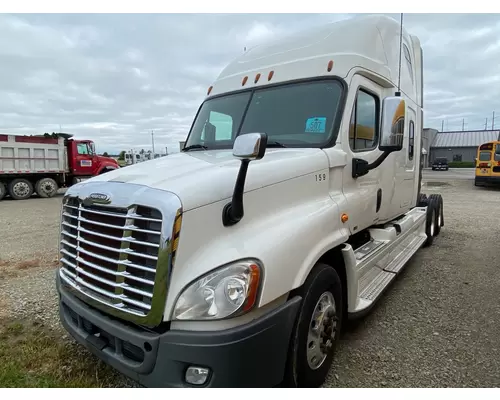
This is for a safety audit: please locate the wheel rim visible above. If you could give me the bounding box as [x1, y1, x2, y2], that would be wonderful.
[306, 291, 337, 370]
[437, 208, 442, 227]
[42, 181, 56, 195]
[13, 182, 30, 197]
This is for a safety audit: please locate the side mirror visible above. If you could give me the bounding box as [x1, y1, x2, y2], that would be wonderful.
[222, 133, 268, 227]
[379, 96, 406, 152]
[232, 132, 268, 160]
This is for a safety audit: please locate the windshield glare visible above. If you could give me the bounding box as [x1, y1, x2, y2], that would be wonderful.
[185, 80, 344, 150]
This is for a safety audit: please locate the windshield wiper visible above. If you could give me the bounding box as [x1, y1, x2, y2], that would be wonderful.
[266, 141, 288, 148]
[183, 144, 208, 152]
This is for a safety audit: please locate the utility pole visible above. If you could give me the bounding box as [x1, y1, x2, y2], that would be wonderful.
[441, 120, 444, 132]
[492, 111, 495, 130]
[485, 118, 488, 130]
[462, 118, 465, 131]
[151, 130, 155, 155]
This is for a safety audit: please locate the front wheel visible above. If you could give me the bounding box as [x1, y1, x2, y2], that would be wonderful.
[283, 263, 343, 388]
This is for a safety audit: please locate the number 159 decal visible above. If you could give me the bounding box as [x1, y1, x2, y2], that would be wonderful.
[315, 173, 327, 182]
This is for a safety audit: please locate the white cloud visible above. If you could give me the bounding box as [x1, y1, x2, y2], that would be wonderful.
[1, 13, 500, 154]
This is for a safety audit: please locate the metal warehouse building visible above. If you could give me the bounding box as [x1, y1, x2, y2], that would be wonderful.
[422, 129, 500, 166]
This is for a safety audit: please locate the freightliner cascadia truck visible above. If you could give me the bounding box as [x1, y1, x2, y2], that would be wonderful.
[56, 14, 444, 388]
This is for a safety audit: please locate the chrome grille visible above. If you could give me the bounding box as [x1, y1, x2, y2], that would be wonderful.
[59, 196, 163, 317]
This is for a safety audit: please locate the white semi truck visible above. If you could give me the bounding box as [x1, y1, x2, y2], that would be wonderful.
[56, 15, 444, 388]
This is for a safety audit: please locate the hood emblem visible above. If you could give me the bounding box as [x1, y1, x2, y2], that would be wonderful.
[83, 192, 111, 206]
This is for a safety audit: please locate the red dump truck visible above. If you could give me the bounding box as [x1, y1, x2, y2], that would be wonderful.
[0, 133, 119, 201]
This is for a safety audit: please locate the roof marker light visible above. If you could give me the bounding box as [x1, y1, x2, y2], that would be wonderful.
[207, 86, 213, 95]
[268, 71, 274, 81]
[242, 76, 248, 86]
[254, 73, 261, 83]
[327, 60, 334, 72]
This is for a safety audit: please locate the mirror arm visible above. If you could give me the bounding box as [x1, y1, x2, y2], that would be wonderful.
[222, 159, 250, 227]
[367, 150, 391, 170]
[352, 150, 391, 179]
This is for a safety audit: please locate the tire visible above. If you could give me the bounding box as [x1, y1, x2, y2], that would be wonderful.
[428, 194, 444, 235]
[283, 263, 343, 388]
[423, 196, 438, 247]
[8, 178, 34, 200]
[417, 193, 428, 207]
[35, 177, 59, 198]
[0, 181, 6, 201]
[432, 167, 435, 171]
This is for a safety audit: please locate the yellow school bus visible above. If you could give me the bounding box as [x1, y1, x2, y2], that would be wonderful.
[475, 140, 500, 186]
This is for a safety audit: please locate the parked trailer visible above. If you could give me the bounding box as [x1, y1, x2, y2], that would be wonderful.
[0, 134, 119, 200]
[56, 15, 444, 388]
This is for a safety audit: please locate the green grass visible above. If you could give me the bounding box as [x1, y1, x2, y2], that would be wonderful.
[0, 319, 127, 388]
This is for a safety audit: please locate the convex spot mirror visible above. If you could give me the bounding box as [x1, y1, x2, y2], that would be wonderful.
[380, 96, 406, 152]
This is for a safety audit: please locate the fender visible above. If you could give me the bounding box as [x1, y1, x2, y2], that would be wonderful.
[97, 165, 119, 174]
[164, 170, 351, 320]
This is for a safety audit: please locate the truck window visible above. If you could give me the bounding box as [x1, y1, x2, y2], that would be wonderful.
[77, 143, 90, 155]
[495, 144, 500, 161]
[409, 120, 415, 160]
[185, 79, 344, 149]
[349, 89, 379, 151]
[201, 111, 234, 141]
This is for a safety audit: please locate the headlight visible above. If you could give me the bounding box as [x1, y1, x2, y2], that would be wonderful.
[172, 260, 262, 321]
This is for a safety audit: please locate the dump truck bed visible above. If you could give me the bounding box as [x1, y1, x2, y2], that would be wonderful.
[0, 134, 68, 175]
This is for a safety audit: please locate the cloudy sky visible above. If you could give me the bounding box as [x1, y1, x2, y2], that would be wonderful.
[1, 13, 499, 154]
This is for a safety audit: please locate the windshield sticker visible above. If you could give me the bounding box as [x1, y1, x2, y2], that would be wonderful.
[305, 117, 327, 133]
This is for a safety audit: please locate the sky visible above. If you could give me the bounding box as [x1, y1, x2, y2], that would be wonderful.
[1, 13, 500, 154]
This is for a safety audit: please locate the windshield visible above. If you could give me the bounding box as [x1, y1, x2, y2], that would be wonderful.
[479, 151, 491, 161]
[495, 144, 500, 161]
[184, 79, 344, 150]
[435, 158, 447, 163]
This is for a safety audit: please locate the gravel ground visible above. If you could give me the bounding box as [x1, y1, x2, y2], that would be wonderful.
[1, 178, 499, 387]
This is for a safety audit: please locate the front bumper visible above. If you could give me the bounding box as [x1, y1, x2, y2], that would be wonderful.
[57, 273, 301, 388]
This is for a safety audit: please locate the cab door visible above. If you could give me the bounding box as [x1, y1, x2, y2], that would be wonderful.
[73, 142, 96, 176]
[340, 74, 383, 234]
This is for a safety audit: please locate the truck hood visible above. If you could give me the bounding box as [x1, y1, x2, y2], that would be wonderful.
[86, 148, 329, 211]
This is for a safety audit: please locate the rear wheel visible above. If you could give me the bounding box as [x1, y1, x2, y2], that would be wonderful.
[424, 196, 439, 247]
[8, 178, 33, 200]
[428, 194, 444, 235]
[283, 263, 343, 388]
[0, 181, 6, 200]
[35, 177, 59, 198]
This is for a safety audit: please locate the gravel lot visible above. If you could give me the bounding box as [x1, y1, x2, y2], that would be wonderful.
[1, 177, 499, 387]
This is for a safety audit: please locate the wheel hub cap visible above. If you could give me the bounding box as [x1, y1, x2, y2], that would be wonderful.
[307, 291, 337, 370]
[14, 182, 29, 197]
